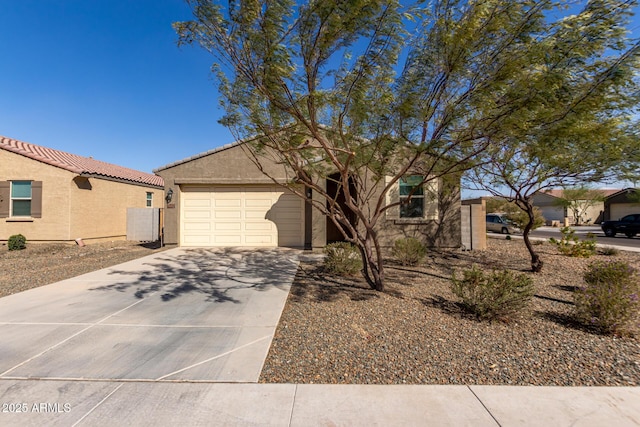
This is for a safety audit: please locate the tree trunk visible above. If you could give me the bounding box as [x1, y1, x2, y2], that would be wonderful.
[357, 230, 385, 291]
[522, 202, 544, 272]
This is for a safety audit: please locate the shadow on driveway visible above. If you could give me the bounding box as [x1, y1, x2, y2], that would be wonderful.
[92, 247, 301, 304]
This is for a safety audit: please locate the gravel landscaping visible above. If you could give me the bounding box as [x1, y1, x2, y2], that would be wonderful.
[260, 238, 640, 386]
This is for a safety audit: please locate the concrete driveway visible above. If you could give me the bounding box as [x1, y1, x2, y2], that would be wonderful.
[2, 247, 640, 426]
[0, 247, 300, 383]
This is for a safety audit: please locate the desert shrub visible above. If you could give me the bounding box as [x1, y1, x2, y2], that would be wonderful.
[323, 242, 362, 276]
[391, 237, 426, 266]
[451, 266, 534, 320]
[8, 234, 26, 251]
[549, 227, 596, 257]
[600, 246, 619, 256]
[504, 206, 545, 231]
[575, 261, 639, 335]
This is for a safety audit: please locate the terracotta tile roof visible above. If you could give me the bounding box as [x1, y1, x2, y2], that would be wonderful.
[0, 136, 163, 188]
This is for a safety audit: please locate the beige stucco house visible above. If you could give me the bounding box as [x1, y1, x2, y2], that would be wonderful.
[604, 188, 640, 221]
[154, 139, 461, 250]
[0, 136, 164, 243]
[532, 189, 619, 225]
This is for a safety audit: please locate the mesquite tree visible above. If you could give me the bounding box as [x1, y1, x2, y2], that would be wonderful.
[175, 0, 639, 289]
[467, 0, 640, 272]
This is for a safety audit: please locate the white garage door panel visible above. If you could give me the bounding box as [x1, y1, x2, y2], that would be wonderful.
[215, 199, 241, 208]
[611, 204, 639, 220]
[215, 211, 242, 219]
[214, 235, 242, 244]
[184, 235, 212, 245]
[215, 222, 241, 231]
[180, 185, 304, 247]
[184, 222, 211, 231]
[245, 222, 273, 231]
[184, 211, 211, 220]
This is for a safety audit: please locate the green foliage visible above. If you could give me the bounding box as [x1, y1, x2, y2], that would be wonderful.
[575, 261, 639, 335]
[552, 187, 605, 225]
[487, 199, 545, 231]
[391, 237, 426, 266]
[600, 246, 619, 256]
[323, 242, 363, 276]
[8, 234, 26, 251]
[177, 0, 640, 289]
[451, 266, 534, 321]
[549, 227, 596, 257]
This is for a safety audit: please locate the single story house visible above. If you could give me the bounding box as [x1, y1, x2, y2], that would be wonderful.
[603, 188, 640, 221]
[154, 139, 461, 249]
[531, 189, 619, 225]
[0, 136, 164, 243]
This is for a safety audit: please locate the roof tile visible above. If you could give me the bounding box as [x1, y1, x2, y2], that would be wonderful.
[0, 136, 163, 188]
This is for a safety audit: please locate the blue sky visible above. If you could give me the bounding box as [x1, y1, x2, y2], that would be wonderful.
[1, 0, 232, 173]
[1, 0, 638, 191]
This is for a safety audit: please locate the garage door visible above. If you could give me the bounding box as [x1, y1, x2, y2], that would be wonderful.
[610, 203, 639, 221]
[180, 185, 305, 247]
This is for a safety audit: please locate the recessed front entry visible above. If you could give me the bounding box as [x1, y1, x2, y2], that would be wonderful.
[180, 185, 304, 247]
[326, 173, 358, 244]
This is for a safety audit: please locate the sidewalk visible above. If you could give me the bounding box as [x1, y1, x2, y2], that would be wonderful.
[493, 228, 640, 253]
[0, 381, 638, 426]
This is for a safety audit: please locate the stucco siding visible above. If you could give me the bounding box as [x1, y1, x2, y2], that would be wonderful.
[157, 143, 293, 245]
[0, 150, 73, 241]
[69, 178, 163, 241]
[1, 149, 163, 242]
[157, 141, 462, 249]
[375, 176, 461, 248]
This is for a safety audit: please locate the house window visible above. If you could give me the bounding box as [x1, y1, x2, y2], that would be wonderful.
[146, 192, 153, 208]
[11, 181, 32, 217]
[399, 175, 424, 218]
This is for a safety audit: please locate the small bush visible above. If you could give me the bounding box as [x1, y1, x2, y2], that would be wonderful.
[324, 242, 362, 276]
[392, 237, 426, 266]
[549, 227, 596, 257]
[600, 246, 619, 256]
[451, 266, 534, 320]
[575, 261, 639, 335]
[8, 234, 26, 251]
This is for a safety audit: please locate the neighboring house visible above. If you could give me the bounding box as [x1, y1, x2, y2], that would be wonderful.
[531, 189, 618, 225]
[531, 190, 567, 224]
[0, 136, 164, 243]
[154, 139, 461, 249]
[603, 188, 640, 221]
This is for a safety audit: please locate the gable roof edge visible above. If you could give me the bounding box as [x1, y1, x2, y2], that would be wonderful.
[153, 138, 251, 172]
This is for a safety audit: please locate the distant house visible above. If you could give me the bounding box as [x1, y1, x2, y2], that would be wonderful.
[154, 138, 461, 249]
[0, 136, 164, 243]
[531, 189, 619, 225]
[603, 188, 640, 221]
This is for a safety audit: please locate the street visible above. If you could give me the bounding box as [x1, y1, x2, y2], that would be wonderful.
[521, 226, 640, 251]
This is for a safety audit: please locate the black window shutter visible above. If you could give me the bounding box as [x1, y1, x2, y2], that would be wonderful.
[0, 181, 9, 218]
[31, 181, 43, 218]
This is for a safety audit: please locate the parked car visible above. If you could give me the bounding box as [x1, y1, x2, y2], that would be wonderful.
[600, 213, 640, 238]
[486, 214, 520, 234]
